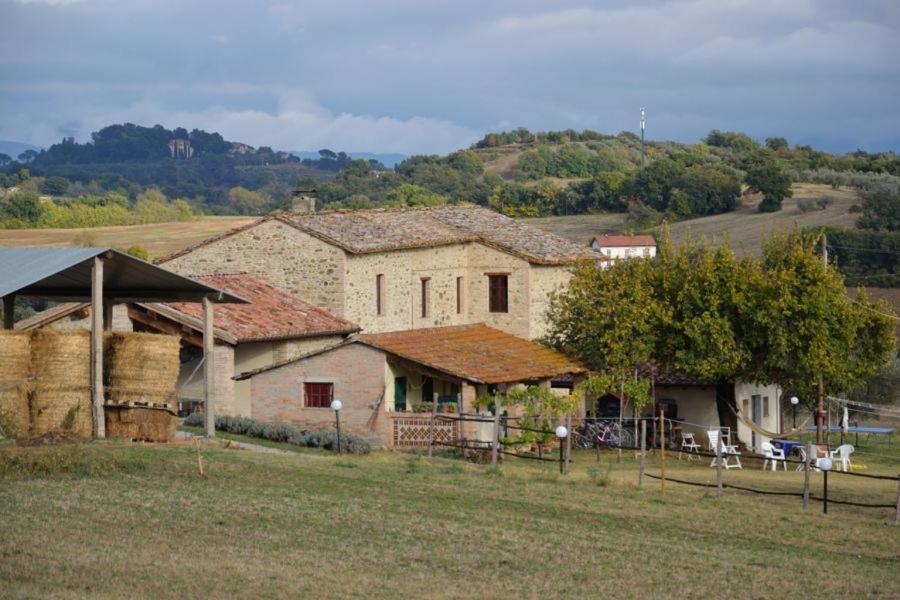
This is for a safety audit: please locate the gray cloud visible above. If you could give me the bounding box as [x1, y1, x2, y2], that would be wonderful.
[1, 0, 897, 153]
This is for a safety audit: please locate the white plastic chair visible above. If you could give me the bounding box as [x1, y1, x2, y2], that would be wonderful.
[829, 444, 854, 472]
[680, 432, 701, 461]
[761, 441, 787, 471]
[707, 429, 742, 469]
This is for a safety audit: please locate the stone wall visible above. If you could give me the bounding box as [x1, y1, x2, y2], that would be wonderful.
[465, 243, 532, 338]
[249, 342, 391, 444]
[344, 244, 470, 333]
[162, 219, 347, 316]
[528, 264, 574, 340]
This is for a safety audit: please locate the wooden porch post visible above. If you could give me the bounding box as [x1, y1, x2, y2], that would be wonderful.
[203, 296, 215, 438]
[2, 295, 14, 329]
[91, 257, 105, 438]
[102, 300, 114, 332]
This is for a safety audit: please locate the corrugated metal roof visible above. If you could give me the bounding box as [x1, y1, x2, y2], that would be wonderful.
[0, 247, 245, 303]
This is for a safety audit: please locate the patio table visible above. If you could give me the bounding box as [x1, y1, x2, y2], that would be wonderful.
[772, 439, 803, 462]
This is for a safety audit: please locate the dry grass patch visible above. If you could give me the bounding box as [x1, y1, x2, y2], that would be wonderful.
[1, 442, 897, 598]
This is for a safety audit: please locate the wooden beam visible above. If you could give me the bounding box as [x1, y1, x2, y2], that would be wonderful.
[2, 295, 14, 330]
[127, 306, 205, 347]
[91, 257, 105, 439]
[203, 296, 215, 438]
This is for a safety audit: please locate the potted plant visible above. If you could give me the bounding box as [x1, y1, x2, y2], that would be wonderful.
[442, 402, 458, 414]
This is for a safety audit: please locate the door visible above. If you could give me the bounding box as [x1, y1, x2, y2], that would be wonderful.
[394, 377, 407, 411]
[751, 394, 762, 450]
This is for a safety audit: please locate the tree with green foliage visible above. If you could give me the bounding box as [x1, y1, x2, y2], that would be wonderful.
[765, 137, 789, 152]
[0, 190, 43, 223]
[39, 175, 70, 196]
[227, 186, 269, 215]
[545, 231, 895, 435]
[857, 189, 899, 232]
[0, 153, 11, 166]
[744, 150, 793, 212]
[385, 183, 447, 207]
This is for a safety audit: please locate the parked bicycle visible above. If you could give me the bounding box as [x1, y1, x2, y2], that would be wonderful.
[573, 419, 634, 449]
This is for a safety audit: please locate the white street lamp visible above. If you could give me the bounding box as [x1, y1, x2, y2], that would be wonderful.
[790, 396, 799, 428]
[331, 399, 343, 454]
[555, 426, 568, 474]
[819, 457, 833, 514]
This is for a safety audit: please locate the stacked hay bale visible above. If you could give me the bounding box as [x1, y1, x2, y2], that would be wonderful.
[30, 330, 92, 437]
[0, 331, 32, 438]
[106, 332, 180, 409]
[105, 332, 180, 441]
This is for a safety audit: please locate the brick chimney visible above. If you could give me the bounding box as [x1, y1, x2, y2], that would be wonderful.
[291, 188, 317, 214]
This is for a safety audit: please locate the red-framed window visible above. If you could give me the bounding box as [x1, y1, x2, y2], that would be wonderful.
[304, 382, 334, 408]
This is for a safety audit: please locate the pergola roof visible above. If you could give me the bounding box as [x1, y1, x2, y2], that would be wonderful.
[0, 247, 246, 303]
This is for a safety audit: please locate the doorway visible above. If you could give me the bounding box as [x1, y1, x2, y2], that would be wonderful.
[394, 377, 407, 411]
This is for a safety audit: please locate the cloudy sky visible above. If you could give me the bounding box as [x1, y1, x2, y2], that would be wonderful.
[1, 0, 898, 154]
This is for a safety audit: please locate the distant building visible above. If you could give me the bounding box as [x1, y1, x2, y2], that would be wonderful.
[168, 138, 193, 159]
[591, 234, 656, 262]
[229, 142, 254, 155]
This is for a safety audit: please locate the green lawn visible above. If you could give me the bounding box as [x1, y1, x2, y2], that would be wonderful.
[1, 440, 898, 598]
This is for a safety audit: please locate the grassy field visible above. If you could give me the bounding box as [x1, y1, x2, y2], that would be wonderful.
[1, 438, 897, 598]
[523, 183, 861, 257]
[0, 216, 255, 259]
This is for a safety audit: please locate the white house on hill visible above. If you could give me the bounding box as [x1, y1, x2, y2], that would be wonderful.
[591, 234, 657, 262]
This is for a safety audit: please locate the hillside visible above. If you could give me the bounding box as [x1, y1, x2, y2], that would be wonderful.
[522, 183, 860, 257]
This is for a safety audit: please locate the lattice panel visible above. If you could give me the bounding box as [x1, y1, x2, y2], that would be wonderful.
[393, 417, 459, 448]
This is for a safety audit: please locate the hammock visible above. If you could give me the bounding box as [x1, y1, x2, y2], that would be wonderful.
[726, 401, 811, 439]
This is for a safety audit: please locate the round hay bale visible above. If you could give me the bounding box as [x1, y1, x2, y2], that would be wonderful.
[29, 330, 92, 438]
[30, 384, 92, 437]
[0, 331, 32, 437]
[106, 332, 180, 408]
[30, 329, 90, 385]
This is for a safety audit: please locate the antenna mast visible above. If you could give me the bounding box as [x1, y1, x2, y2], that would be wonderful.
[640, 107, 646, 171]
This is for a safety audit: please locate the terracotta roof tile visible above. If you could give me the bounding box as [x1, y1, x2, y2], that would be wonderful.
[361, 323, 585, 384]
[164, 274, 359, 342]
[592, 234, 657, 247]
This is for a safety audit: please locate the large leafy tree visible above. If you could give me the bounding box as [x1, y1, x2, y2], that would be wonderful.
[545, 232, 896, 436]
[744, 149, 793, 212]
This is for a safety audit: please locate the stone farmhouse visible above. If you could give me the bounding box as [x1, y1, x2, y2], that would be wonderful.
[160, 205, 602, 340]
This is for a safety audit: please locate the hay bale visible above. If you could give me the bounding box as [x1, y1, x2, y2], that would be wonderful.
[105, 406, 176, 442]
[106, 332, 180, 408]
[30, 330, 92, 437]
[0, 331, 31, 437]
[30, 385, 92, 437]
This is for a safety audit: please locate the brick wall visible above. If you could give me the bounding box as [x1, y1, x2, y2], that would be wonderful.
[249, 342, 391, 444]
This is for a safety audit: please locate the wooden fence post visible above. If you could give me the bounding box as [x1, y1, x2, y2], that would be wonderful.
[639, 419, 646, 488]
[659, 408, 666, 492]
[564, 413, 572, 475]
[427, 396, 438, 458]
[617, 381, 623, 464]
[716, 436, 723, 498]
[802, 442, 812, 510]
[894, 477, 899, 524]
[535, 401, 543, 460]
[491, 396, 500, 467]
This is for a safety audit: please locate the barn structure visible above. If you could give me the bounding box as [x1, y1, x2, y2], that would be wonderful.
[0, 247, 244, 437]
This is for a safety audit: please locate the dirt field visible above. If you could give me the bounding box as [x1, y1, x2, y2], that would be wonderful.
[0, 217, 255, 259]
[523, 184, 862, 256]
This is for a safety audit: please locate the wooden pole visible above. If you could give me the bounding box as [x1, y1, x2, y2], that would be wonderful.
[638, 419, 646, 488]
[564, 413, 572, 475]
[535, 399, 543, 460]
[491, 396, 500, 467]
[894, 476, 900, 525]
[427, 393, 437, 458]
[617, 381, 623, 463]
[659, 407, 665, 492]
[91, 257, 105, 439]
[817, 233, 827, 444]
[716, 434, 723, 498]
[102, 300, 113, 332]
[457, 391, 464, 450]
[803, 442, 812, 510]
[202, 296, 215, 438]
[2, 295, 14, 329]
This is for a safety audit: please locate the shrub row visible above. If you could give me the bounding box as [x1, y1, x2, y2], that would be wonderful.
[182, 413, 372, 454]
